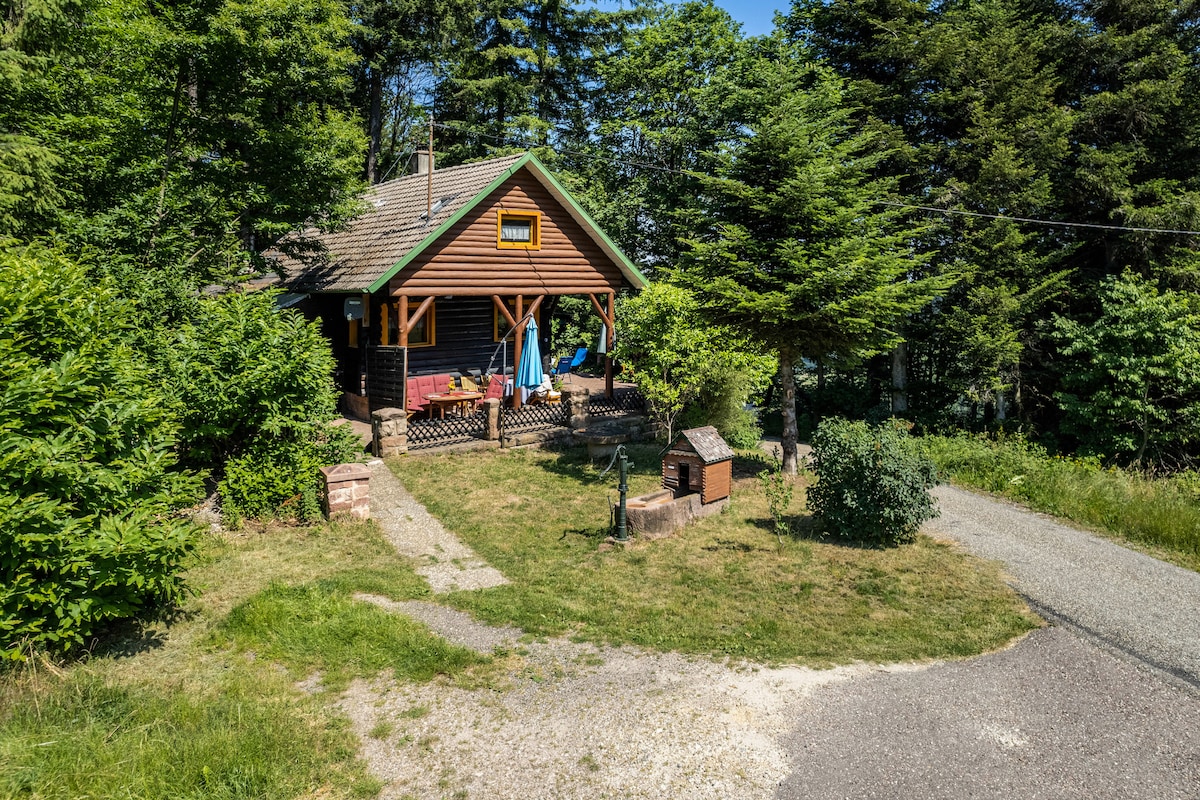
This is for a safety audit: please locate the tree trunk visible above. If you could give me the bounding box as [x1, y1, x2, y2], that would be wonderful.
[891, 341, 908, 414]
[780, 350, 799, 476]
[366, 66, 383, 183]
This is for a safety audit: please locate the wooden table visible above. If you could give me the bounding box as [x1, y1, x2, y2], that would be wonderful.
[423, 391, 484, 419]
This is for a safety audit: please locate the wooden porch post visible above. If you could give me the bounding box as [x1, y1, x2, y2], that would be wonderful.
[605, 291, 616, 399]
[589, 292, 617, 400]
[512, 295, 524, 409]
[399, 296, 408, 347]
[396, 296, 409, 412]
[396, 295, 434, 411]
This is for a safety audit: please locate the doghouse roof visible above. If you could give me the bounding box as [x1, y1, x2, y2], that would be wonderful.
[669, 426, 735, 464]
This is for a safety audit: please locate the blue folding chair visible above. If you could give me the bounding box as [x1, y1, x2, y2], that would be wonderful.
[569, 347, 588, 369]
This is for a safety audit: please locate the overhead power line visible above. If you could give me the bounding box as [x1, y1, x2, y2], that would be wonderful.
[876, 201, 1200, 237]
[431, 118, 1200, 237]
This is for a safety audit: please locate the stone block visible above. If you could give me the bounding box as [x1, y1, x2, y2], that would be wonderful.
[327, 487, 353, 506]
[320, 462, 371, 520]
[483, 398, 501, 440]
[371, 407, 408, 457]
[376, 435, 407, 455]
[624, 491, 726, 540]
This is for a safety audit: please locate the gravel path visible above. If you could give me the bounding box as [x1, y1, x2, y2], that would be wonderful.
[927, 484, 1200, 689]
[338, 625, 909, 800]
[350, 460, 919, 799]
[368, 459, 508, 593]
[776, 625, 1200, 799]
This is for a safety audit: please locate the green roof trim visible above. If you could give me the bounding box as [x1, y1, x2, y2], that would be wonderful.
[365, 152, 646, 294]
[521, 153, 649, 289]
[365, 155, 531, 294]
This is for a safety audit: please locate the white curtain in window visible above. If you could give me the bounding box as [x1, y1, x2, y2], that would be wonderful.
[501, 219, 532, 241]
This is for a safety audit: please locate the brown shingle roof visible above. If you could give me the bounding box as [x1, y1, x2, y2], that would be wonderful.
[673, 427, 735, 464]
[272, 154, 525, 293]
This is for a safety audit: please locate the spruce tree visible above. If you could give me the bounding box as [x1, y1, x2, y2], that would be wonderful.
[681, 52, 950, 474]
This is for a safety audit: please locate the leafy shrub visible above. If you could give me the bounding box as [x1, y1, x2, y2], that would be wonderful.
[681, 369, 765, 449]
[808, 418, 939, 546]
[0, 244, 202, 660]
[616, 283, 774, 442]
[219, 426, 354, 525]
[166, 290, 360, 522]
[758, 458, 795, 540]
[1054, 272, 1200, 468]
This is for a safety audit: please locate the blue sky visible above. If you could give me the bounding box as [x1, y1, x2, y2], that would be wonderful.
[709, 1, 782, 36]
[591, 2, 783, 37]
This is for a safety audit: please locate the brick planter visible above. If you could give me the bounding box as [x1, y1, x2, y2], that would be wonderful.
[320, 463, 371, 520]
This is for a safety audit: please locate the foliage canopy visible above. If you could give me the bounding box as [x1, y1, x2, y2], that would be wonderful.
[0, 243, 202, 659]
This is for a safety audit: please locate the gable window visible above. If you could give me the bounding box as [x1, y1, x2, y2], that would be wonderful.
[497, 210, 540, 250]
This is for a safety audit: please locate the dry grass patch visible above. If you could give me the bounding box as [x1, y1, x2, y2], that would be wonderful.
[389, 445, 1039, 665]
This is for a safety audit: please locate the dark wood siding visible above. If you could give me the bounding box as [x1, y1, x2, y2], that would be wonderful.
[366, 296, 551, 378]
[388, 166, 626, 297]
[298, 293, 363, 396]
[701, 460, 733, 505]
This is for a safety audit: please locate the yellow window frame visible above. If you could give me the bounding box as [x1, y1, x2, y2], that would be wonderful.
[497, 210, 540, 250]
[380, 300, 436, 347]
[408, 301, 436, 347]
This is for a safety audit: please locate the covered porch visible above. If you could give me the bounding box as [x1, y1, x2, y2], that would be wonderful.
[364, 289, 619, 411]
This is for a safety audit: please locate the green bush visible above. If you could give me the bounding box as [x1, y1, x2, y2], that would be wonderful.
[681, 369, 765, 449]
[167, 290, 360, 522]
[808, 418, 939, 546]
[1054, 272, 1200, 467]
[0, 244, 202, 660]
[616, 283, 774, 443]
[219, 427, 353, 525]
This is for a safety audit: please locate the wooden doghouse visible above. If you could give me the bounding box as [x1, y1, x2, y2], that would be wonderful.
[662, 426, 734, 504]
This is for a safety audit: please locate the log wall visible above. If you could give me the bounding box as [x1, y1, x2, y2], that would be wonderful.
[387, 166, 626, 297]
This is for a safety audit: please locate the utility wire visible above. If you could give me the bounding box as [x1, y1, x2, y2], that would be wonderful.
[876, 201, 1200, 237]
[433, 118, 1200, 237]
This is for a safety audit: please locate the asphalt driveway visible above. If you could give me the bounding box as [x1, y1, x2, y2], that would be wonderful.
[776, 484, 1200, 799]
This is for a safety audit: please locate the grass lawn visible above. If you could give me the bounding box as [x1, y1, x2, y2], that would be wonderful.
[0, 520, 491, 800]
[390, 444, 1039, 665]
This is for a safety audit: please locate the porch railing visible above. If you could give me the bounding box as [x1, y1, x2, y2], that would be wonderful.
[380, 385, 644, 454]
[500, 399, 569, 436]
[588, 387, 645, 418]
[407, 409, 487, 451]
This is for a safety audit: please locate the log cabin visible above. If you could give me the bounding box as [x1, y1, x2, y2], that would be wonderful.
[270, 153, 647, 416]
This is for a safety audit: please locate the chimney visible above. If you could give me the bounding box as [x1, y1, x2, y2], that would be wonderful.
[408, 152, 431, 175]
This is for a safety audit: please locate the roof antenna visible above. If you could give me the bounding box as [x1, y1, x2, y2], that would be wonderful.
[427, 112, 434, 220]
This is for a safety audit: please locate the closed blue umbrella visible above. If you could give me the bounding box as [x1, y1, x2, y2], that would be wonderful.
[515, 317, 544, 403]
